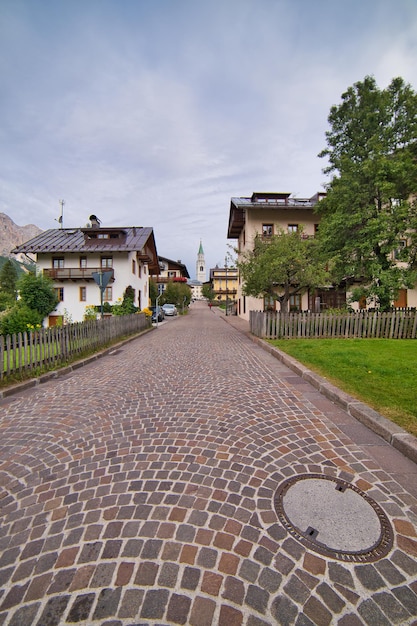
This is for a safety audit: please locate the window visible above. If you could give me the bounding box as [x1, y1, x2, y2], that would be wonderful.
[132, 259, 136, 274]
[97, 233, 110, 239]
[101, 257, 113, 268]
[52, 257, 64, 269]
[138, 264, 142, 278]
[288, 224, 298, 233]
[263, 296, 275, 312]
[104, 286, 112, 301]
[395, 240, 407, 260]
[168, 271, 176, 278]
[262, 224, 273, 237]
[54, 287, 64, 302]
[80, 257, 87, 269]
[79, 286, 86, 301]
[289, 294, 301, 311]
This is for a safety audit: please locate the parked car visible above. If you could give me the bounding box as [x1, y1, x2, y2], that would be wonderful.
[150, 306, 165, 322]
[162, 303, 178, 316]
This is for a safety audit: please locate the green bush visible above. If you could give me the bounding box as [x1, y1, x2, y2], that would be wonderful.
[0, 304, 43, 336]
[18, 272, 58, 317]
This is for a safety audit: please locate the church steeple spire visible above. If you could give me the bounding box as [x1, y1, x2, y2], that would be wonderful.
[196, 240, 206, 282]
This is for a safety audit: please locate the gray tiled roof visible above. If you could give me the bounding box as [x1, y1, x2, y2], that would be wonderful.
[12, 226, 155, 254]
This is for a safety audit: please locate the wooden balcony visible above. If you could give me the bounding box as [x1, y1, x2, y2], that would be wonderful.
[43, 268, 115, 282]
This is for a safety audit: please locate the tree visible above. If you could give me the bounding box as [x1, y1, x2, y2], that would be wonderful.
[161, 280, 192, 309]
[0, 259, 18, 301]
[202, 283, 214, 302]
[317, 76, 417, 310]
[18, 272, 58, 317]
[148, 278, 159, 304]
[237, 229, 329, 312]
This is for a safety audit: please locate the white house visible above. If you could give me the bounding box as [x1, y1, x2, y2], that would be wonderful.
[12, 216, 159, 326]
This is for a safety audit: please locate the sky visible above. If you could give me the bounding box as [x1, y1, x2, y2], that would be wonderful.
[1, 0, 417, 279]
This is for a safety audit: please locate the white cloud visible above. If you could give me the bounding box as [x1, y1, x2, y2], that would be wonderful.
[1, 0, 416, 274]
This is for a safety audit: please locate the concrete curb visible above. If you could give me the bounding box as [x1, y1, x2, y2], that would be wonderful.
[250, 334, 417, 465]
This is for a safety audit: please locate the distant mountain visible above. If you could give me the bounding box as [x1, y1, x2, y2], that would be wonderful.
[0, 213, 43, 258]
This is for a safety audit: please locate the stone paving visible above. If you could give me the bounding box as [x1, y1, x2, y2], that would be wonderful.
[0, 301, 416, 626]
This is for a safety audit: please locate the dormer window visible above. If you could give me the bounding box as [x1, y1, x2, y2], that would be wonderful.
[83, 228, 126, 242]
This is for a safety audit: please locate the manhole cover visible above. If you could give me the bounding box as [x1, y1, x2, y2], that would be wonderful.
[274, 474, 393, 562]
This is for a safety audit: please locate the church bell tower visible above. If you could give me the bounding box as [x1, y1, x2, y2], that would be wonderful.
[196, 240, 206, 283]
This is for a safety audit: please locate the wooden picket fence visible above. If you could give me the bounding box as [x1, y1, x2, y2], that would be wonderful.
[250, 309, 417, 340]
[0, 313, 150, 381]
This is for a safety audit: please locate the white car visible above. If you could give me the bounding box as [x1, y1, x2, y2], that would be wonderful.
[162, 303, 178, 316]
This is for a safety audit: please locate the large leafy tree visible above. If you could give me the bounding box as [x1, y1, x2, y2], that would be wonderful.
[237, 229, 329, 313]
[317, 76, 417, 310]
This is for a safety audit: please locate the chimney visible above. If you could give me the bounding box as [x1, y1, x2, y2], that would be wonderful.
[89, 215, 101, 228]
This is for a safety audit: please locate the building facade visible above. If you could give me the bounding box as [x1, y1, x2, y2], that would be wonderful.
[228, 191, 417, 320]
[152, 257, 190, 297]
[209, 264, 238, 312]
[12, 218, 159, 325]
[228, 192, 327, 320]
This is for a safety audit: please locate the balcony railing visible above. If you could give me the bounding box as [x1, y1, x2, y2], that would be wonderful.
[213, 288, 237, 295]
[43, 268, 114, 281]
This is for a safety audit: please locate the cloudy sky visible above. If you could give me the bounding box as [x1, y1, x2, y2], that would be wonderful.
[1, 0, 416, 278]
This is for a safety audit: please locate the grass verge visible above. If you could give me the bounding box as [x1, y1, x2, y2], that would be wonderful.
[268, 338, 417, 437]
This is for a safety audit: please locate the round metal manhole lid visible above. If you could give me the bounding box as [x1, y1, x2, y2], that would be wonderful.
[274, 474, 393, 562]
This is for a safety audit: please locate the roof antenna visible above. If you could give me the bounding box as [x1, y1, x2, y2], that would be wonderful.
[55, 199, 64, 228]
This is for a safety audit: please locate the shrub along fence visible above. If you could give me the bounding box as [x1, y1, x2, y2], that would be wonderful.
[1, 313, 150, 381]
[250, 309, 417, 340]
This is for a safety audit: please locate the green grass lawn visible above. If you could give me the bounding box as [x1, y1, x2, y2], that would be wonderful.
[268, 339, 417, 437]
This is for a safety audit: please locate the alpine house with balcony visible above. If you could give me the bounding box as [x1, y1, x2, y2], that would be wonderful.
[227, 191, 339, 319]
[12, 215, 159, 326]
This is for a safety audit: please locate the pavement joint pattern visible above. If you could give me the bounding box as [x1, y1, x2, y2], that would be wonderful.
[0, 302, 416, 625]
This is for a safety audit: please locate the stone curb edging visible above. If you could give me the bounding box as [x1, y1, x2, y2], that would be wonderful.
[0, 326, 154, 400]
[250, 334, 417, 465]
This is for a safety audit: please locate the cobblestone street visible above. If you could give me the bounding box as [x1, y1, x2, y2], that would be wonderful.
[0, 301, 416, 625]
